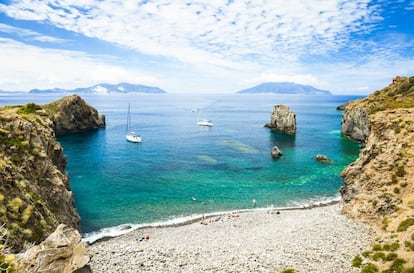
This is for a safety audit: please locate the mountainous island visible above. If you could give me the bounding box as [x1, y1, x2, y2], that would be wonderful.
[28, 82, 167, 94]
[237, 82, 332, 95]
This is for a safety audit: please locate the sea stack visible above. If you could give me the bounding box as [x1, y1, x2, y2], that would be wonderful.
[265, 104, 296, 135]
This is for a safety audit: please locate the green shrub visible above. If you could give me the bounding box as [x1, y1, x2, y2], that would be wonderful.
[404, 267, 414, 273]
[373, 244, 382, 251]
[394, 187, 401, 194]
[404, 241, 414, 251]
[383, 242, 400, 251]
[372, 251, 385, 261]
[17, 102, 42, 115]
[362, 251, 372, 258]
[396, 166, 406, 177]
[397, 218, 414, 232]
[385, 252, 398, 261]
[387, 258, 406, 272]
[361, 263, 379, 273]
[281, 269, 295, 273]
[0, 252, 17, 273]
[352, 255, 363, 267]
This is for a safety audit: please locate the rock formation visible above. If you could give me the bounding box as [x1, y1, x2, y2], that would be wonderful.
[16, 224, 91, 273]
[271, 146, 283, 158]
[45, 94, 105, 135]
[340, 76, 414, 270]
[265, 104, 296, 135]
[315, 154, 331, 163]
[0, 94, 105, 253]
[341, 104, 369, 142]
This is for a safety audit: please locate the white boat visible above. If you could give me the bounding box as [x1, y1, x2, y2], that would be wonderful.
[126, 131, 142, 143]
[125, 104, 142, 143]
[197, 119, 213, 127]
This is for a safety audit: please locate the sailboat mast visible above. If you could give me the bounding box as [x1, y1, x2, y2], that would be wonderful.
[126, 104, 131, 134]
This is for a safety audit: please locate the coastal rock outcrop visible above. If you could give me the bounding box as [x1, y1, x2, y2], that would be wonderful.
[16, 224, 92, 273]
[46, 94, 105, 135]
[340, 76, 414, 270]
[265, 104, 296, 135]
[341, 105, 370, 142]
[315, 154, 331, 163]
[271, 146, 283, 158]
[0, 95, 105, 253]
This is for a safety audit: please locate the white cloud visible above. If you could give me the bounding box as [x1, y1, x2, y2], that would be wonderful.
[405, 1, 414, 10]
[0, 0, 413, 94]
[0, 38, 158, 91]
[0, 0, 382, 68]
[0, 23, 66, 43]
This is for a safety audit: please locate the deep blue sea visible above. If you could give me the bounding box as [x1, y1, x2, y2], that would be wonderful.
[0, 93, 361, 241]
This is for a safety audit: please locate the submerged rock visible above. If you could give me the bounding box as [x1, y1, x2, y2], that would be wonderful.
[265, 104, 296, 135]
[315, 154, 331, 163]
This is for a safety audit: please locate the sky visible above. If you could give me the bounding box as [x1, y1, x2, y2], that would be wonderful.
[0, 0, 413, 94]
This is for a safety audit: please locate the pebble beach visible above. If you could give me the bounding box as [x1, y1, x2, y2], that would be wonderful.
[89, 204, 375, 273]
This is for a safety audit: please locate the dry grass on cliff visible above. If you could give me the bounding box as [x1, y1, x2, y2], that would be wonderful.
[342, 76, 414, 272]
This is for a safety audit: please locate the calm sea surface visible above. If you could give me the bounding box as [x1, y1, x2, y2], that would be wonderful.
[0, 93, 361, 240]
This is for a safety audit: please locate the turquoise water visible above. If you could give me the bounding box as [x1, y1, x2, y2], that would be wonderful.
[0, 93, 360, 239]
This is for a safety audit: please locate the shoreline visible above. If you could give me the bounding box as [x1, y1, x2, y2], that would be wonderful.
[83, 196, 342, 244]
[89, 203, 375, 273]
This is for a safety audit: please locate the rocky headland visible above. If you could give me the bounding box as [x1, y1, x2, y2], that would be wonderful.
[264, 104, 296, 135]
[340, 76, 414, 271]
[0, 94, 104, 271]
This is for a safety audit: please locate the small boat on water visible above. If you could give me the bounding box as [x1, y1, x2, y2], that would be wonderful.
[125, 104, 142, 143]
[197, 119, 213, 127]
[126, 131, 142, 143]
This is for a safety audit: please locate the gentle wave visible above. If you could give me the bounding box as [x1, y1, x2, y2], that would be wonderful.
[82, 195, 341, 244]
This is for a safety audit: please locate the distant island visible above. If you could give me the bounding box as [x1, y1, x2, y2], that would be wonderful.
[237, 82, 332, 95]
[28, 82, 167, 94]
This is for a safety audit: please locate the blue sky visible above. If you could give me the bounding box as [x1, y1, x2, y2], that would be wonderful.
[0, 0, 413, 94]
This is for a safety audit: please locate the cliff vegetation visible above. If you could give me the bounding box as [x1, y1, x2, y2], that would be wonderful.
[340, 76, 414, 271]
[0, 94, 104, 253]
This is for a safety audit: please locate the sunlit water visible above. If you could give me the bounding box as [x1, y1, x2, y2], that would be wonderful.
[0, 93, 360, 241]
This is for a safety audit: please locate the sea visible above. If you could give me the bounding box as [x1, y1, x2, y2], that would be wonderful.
[0, 92, 362, 242]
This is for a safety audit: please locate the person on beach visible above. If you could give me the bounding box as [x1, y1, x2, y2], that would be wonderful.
[252, 199, 257, 207]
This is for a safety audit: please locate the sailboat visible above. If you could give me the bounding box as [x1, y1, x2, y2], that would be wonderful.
[125, 104, 142, 143]
[197, 119, 213, 127]
[196, 110, 213, 127]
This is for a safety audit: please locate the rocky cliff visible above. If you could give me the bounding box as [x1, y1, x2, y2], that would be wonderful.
[45, 94, 105, 135]
[264, 104, 296, 135]
[340, 76, 414, 271]
[0, 94, 105, 253]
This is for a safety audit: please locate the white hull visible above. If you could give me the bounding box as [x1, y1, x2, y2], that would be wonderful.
[126, 132, 142, 143]
[197, 119, 213, 127]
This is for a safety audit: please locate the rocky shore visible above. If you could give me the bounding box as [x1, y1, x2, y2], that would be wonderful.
[89, 204, 374, 273]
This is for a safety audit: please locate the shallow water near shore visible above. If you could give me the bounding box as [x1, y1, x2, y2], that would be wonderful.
[0, 93, 361, 240]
